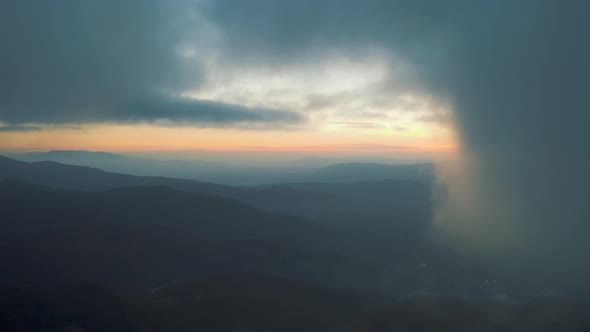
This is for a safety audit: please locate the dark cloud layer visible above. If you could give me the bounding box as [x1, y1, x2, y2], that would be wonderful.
[0, 0, 301, 127]
[436, 2, 590, 289]
[204, 0, 590, 290]
[0, 125, 41, 132]
[117, 96, 304, 127]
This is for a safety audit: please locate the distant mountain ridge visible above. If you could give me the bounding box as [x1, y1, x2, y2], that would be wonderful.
[309, 162, 434, 183]
[7, 150, 435, 185]
[23, 150, 125, 160]
[0, 155, 433, 271]
[0, 154, 230, 192]
[10, 150, 235, 183]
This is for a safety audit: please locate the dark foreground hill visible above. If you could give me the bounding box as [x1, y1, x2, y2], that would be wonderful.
[2, 275, 589, 332]
[0, 275, 385, 332]
[0, 180, 376, 289]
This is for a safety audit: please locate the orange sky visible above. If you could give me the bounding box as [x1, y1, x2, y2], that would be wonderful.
[0, 122, 456, 158]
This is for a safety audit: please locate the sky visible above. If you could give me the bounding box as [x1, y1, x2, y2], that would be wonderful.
[0, 0, 455, 160]
[2, 0, 590, 287]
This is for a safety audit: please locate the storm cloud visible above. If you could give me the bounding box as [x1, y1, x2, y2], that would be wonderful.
[433, 2, 590, 289]
[202, 0, 590, 288]
[0, 125, 41, 132]
[0, 0, 302, 127]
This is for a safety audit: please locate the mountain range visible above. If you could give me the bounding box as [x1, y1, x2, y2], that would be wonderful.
[0, 155, 432, 261]
[8, 150, 435, 185]
[1, 155, 587, 331]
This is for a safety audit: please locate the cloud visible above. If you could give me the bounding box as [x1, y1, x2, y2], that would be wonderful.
[329, 122, 384, 129]
[0, 125, 41, 132]
[0, 124, 84, 132]
[202, 0, 590, 290]
[241, 143, 416, 151]
[422, 2, 590, 288]
[0, 0, 432, 129]
[0, 0, 301, 128]
[122, 95, 305, 128]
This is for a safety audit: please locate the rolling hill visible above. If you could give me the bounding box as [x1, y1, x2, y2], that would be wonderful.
[0, 180, 375, 289]
[309, 162, 435, 183]
[0, 155, 433, 261]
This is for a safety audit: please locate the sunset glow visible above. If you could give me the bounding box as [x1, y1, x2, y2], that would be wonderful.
[0, 121, 455, 157]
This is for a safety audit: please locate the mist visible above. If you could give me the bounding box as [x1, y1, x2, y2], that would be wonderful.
[428, 2, 590, 291]
[200, 0, 590, 290]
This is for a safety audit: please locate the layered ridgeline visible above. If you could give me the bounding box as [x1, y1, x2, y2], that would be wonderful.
[0, 179, 376, 289]
[8, 150, 434, 185]
[2, 156, 590, 332]
[0, 155, 432, 262]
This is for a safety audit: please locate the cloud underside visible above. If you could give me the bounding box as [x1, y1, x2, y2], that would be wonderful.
[0, 0, 302, 128]
[0, 95, 304, 129]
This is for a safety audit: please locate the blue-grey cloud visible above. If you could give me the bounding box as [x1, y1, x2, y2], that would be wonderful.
[203, 0, 590, 290]
[0, 125, 41, 132]
[117, 95, 304, 127]
[0, 0, 301, 127]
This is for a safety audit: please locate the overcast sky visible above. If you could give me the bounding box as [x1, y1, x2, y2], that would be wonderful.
[0, 0, 455, 157]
